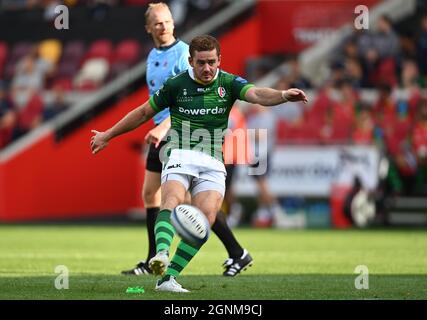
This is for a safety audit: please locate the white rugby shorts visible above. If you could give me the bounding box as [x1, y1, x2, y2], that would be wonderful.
[161, 149, 226, 197]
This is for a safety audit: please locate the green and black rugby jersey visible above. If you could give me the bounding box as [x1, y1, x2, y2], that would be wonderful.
[149, 68, 254, 162]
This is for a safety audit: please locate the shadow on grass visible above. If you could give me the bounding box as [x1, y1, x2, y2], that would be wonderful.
[0, 274, 426, 300]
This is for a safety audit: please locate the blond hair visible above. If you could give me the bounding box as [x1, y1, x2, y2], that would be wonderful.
[145, 2, 171, 24]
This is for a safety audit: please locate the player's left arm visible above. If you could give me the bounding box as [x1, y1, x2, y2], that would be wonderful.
[244, 87, 308, 106]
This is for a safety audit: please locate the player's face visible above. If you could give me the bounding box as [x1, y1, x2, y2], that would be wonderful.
[189, 49, 221, 84]
[146, 8, 175, 47]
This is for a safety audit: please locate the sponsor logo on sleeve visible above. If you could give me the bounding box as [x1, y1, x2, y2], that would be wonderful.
[235, 76, 248, 84]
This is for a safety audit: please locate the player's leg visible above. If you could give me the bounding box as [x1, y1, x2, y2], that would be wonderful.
[252, 176, 276, 227]
[142, 170, 162, 261]
[251, 157, 280, 228]
[156, 188, 223, 292]
[214, 211, 253, 276]
[223, 164, 244, 227]
[256, 175, 275, 205]
[143, 142, 167, 259]
[122, 142, 164, 276]
[213, 211, 244, 259]
[208, 164, 253, 276]
[149, 177, 188, 276]
[160, 171, 224, 278]
[121, 170, 161, 275]
[156, 179, 188, 252]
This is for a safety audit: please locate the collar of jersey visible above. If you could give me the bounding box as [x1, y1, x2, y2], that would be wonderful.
[157, 39, 180, 51]
[188, 68, 219, 85]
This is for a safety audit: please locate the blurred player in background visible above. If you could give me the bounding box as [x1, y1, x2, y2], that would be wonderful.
[246, 104, 284, 228]
[91, 35, 308, 292]
[222, 107, 247, 228]
[121, 2, 252, 278]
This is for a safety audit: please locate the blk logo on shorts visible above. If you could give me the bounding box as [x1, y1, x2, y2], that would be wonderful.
[167, 164, 182, 169]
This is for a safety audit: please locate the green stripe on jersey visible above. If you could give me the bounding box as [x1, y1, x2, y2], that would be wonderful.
[149, 97, 161, 113]
[240, 84, 255, 100]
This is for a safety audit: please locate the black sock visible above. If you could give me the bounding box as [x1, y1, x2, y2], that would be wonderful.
[212, 211, 244, 259]
[145, 207, 159, 263]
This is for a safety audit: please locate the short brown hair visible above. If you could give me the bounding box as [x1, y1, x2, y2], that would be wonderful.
[145, 2, 170, 24]
[189, 35, 220, 57]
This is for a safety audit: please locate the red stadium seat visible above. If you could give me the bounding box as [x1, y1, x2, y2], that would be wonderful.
[0, 41, 8, 77]
[63, 40, 85, 60]
[51, 77, 73, 91]
[113, 39, 141, 65]
[369, 58, 398, 87]
[4, 41, 34, 80]
[109, 39, 141, 79]
[377, 58, 398, 87]
[276, 119, 290, 144]
[0, 42, 7, 61]
[277, 112, 321, 145]
[85, 39, 113, 62]
[56, 60, 81, 78]
[331, 119, 352, 142]
[53, 41, 86, 84]
[10, 41, 34, 60]
[394, 116, 411, 142]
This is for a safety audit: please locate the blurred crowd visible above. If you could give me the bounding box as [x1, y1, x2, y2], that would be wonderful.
[0, 46, 66, 147]
[0, 0, 227, 26]
[0, 38, 145, 148]
[0, 0, 227, 149]
[0, 3, 426, 198]
[251, 14, 427, 197]
[0, 0, 223, 9]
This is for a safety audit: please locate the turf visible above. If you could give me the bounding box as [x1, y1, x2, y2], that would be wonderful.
[0, 225, 426, 300]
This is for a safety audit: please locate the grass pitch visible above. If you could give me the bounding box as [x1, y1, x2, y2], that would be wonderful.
[0, 225, 426, 300]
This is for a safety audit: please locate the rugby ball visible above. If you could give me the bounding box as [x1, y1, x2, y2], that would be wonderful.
[171, 204, 210, 246]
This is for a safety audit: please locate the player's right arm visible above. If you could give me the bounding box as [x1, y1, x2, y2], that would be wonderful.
[90, 101, 156, 154]
[229, 74, 308, 106]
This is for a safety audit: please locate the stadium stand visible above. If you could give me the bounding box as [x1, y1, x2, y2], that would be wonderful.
[252, 0, 427, 226]
[0, 0, 231, 150]
[0, 0, 426, 226]
[0, 0, 250, 222]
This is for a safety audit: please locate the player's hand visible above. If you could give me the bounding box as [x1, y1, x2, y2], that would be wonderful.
[144, 126, 168, 148]
[90, 130, 109, 154]
[284, 88, 308, 104]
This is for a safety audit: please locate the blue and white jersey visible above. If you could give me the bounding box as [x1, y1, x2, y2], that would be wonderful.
[146, 39, 190, 125]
